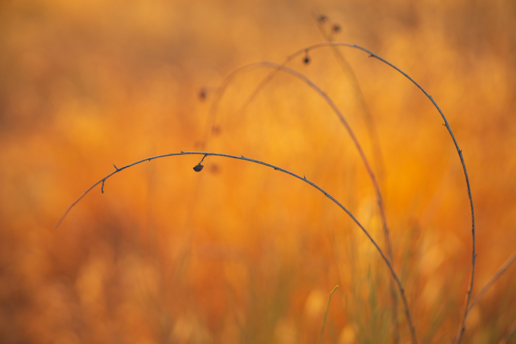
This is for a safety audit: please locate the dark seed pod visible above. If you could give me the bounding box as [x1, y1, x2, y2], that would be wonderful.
[332, 24, 341, 33]
[303, 55, 310, 64]
[193, 164, 204, 172]
[199, 88, 207, 100]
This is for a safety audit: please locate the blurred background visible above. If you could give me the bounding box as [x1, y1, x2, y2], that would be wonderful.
[1, 0, 515, 343]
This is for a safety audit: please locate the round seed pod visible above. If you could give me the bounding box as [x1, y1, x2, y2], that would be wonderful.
[193, 164, 204, 172]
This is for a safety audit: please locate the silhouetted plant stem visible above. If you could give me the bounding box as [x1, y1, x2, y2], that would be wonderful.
[56, 151, 418, 344]
[340, 44, 476, 344]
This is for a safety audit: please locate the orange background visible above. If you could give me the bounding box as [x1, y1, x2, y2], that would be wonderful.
[1, 0, 515, 343]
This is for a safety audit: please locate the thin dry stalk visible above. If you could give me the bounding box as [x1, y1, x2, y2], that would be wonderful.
[56, 151, 417, 344]
[342, 44, 476, 344]
[318, 285, 339, 344]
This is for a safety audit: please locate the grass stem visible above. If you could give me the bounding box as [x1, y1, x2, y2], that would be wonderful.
[318, 285, 339, 344]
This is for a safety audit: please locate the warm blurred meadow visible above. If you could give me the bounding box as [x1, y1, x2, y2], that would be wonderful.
[1, 0, 516, 343]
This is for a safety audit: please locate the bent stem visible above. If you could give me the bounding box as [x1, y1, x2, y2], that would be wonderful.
[318, 285, 339, 344]
[344, 44, 476, 344]
[56, 151, 418, 344]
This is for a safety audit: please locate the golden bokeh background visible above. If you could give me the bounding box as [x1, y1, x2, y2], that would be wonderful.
[1, 0, 515, 343]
